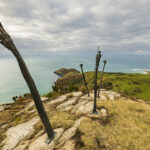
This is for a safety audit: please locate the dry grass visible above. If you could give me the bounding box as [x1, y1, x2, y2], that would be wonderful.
[48, 110, 80, 130]
[78, 99, 150, 150]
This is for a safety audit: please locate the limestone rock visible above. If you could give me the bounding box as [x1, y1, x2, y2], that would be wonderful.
[56, 98, 77, 110]
[28, 128, 64, 150]
[56, 117, 85, 149]
[87, 108, 108, 119]
[98, 94, 107, 101]
[0, 105, 4, 112]
[14, 141, 29, 150]
[41, 97, 49, 102]
[48, 95, 66, 105]
[71, 100, 88, 114]
[2, 117, 39, 150]
[71, 91, 82, 97]
[71, 101, 93, 115]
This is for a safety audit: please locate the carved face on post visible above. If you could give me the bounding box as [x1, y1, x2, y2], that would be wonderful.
[80, 64, 83, 68]
[0, 23, 16, 51]
[103, 60, 107, 65]
[96, 51, 101, 68]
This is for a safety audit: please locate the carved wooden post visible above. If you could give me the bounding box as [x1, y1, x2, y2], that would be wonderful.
[0, 23, 54, 143]
[80, 64, 90, 97]
[97, 60, 107, 98]
[93, 48, 101, 113]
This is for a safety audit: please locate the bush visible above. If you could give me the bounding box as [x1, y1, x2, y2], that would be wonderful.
[102, 82, 113, 90]
[69, 85, 78, 92]
[79, 86, 87, 94]
[45, 91, 60, 99]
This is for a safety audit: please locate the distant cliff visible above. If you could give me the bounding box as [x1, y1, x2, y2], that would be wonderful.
[54, 68, 80, 77]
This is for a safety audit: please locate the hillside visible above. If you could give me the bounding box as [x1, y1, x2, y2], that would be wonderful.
[52, 72, 150, 101]
[54, 68, 80, 77]
[0, 90, 150, 150]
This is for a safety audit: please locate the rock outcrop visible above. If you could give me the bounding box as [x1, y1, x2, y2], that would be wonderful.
[0, 90, 130, 150]
[54, 68, 80, 77]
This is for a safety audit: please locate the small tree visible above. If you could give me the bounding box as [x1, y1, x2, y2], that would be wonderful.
[0, 22, 54, 143]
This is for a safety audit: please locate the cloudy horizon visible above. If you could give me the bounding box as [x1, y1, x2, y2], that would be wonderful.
[0, 0, 150, 55]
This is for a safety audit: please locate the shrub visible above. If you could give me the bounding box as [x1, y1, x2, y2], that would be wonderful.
[79, 86, 87, 94]
[102, 82, 113, 90]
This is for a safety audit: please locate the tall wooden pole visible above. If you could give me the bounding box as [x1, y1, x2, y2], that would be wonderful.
[80, 64, 90, 97]
[0, 23, 54, 143]
[93, 47, 101, 113]
[97, 60, 107, 98]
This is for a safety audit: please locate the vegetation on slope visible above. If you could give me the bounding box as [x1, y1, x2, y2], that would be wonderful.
[52, 72, 150, 101]
[54, 68, 80, 77]
[78, 99, 150, 150]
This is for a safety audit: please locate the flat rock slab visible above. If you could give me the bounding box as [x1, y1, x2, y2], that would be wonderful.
[28, 128, 64, 150]
[0, 105, 5, 112]
[87, 108, 108, 119]
[56, 117, 85, 149]
[71, 101, 93, 115]
[48, 95, 67, 105]
[41, 97, 50, 102]
[14, 141, 29, 150]
[2, 117, 39, 150]
[98, 95, 107, 101]
[71, 100, 88, 114]
[80, 94, 94, 100]
[56, 98, 77, 110]
[71, 92, 82, 97]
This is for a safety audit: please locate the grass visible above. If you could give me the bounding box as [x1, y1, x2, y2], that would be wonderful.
[53, 72, 150, 101]
[78, 99, 150, 150]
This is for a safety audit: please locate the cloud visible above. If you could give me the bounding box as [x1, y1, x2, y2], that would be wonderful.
[0, 0, 150, 55]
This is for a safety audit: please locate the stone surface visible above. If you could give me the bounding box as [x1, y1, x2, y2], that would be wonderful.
[108, 94, 115, 100]
[99, 95, 107, 101]
[56, 117, 85, 148]
[71, 101, 93, 114]
[0, 105, 4, 112]
[28, 128, 64, 150]
[2, 117, 39, 150]
[48, 95, 67, 105]
[15, 102, 34, 116]
[14, 141, 29, 150]
[71, 100, 88, 114]
[28, 109, 36, 114]
[71, 91, 82, 97]
[41, 97, 49, 102]
[80, 94, 94, 100]
[87, 108, 108, 119]
[56, 98, 77, 110]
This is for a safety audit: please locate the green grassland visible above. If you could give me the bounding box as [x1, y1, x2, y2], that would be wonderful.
[51, 72, 150, 101]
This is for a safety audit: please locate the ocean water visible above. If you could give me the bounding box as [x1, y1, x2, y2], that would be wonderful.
[0, 52, 150, 104]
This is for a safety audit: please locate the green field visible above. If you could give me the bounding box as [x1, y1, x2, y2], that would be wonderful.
[51, 72, 150, 101]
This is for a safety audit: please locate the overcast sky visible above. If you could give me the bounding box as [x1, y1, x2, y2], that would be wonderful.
[0, 0, 150, 55]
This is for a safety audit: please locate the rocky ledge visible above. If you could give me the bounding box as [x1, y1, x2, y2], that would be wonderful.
[0, 90, 150, 150]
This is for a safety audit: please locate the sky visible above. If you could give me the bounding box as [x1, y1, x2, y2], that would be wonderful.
[0, 0, 150, 55]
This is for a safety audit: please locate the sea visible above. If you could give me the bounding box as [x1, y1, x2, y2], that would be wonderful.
[0, 51, 150, 104]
